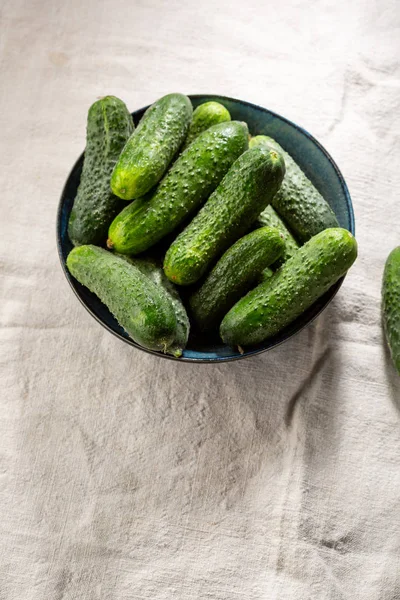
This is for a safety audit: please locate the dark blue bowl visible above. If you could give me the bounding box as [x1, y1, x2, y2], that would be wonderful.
[57, 94, 355, 363]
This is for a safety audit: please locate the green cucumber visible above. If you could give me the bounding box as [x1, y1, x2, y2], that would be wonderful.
[220, 228, 357, 346]
[164, 145, 285, 286]
[68, 96, 134, 246]
[182, 101, 231, 149]
[382, 247, 400, 375]
[189, 227, 285, 332]
[107, 121, 249, 255]
[259, 267, 274, 282]
[249, 135, 339, 243]
[111, 93, 192, 200]
[118, 256, 190, 357]
[66, 245, 177, 354]
[255, 205, 299, 265]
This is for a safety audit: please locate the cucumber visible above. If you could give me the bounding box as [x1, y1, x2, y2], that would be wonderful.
[118, 256, 190, 357]
[382, 247, 400, 375]
[249, 135, 339, 243]
[68, 96, 134, 246]
[111, 93, 192, 200]
[220, 228, 357, 346]
[182, 101, 231, 149]
[189, 227, 285, 332]
[66, 245, 177, 354]
[259, 267, 274, 282]
[164, 145, 285, 286]
[255, 205, 299, 265]
[107, 121, 249, 255]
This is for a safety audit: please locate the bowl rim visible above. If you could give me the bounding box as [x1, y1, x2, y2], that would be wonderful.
[57, 94, 355, 363]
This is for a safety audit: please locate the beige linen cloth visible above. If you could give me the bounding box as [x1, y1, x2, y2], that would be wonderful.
[1, 0, 400, 598]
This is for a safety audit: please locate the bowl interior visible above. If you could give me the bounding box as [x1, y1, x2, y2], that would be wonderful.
[57, 95, 354, 363]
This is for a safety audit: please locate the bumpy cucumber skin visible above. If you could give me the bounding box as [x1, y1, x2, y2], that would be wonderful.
[256, 205, 299, 265]
[220, 228, 357, 346]
[250, 135, 339, 243]
[382, 247, 400, 375]
[107, 121, 249, 255]
[110, 94, 193, 200]
[164, 145, 286, 286]
[182, 102, 231, 149]
[259, 267, 274, 282]
[68, 96, 134, 246]
[66, 246, 177, 353]
[118, 256, 190, 357]
[189, 227, 285, 332]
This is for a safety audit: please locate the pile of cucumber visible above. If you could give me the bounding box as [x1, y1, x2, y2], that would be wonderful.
[66, 93, 361, 359]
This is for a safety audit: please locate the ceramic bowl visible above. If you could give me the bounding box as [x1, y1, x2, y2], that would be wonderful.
[57, 94, 355, 363]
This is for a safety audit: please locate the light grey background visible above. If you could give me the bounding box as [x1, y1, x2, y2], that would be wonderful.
[1, 0, 400, 598]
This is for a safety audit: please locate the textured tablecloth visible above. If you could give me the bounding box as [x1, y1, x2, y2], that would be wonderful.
[1, 0, 400, 598]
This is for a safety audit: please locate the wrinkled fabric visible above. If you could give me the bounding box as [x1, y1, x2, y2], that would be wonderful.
[1, 0, 400, 598]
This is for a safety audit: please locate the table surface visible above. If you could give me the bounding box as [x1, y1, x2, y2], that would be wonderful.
[1, 0, 399, 598]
